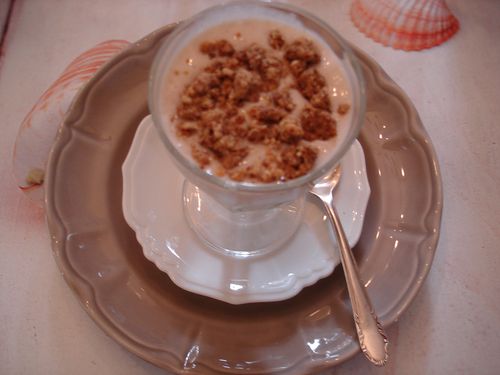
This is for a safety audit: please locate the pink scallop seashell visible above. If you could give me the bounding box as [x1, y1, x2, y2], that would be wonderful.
[350, 0, 460, 51]
[13, 40, 130, 205]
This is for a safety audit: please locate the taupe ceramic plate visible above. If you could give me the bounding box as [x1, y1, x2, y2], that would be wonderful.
[45, 25, 442, 374]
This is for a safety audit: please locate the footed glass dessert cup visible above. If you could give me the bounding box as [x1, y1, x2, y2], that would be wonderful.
[149, 1, 365, 257]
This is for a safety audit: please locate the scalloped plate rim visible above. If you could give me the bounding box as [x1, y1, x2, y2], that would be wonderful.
[44, 24, 442, 374]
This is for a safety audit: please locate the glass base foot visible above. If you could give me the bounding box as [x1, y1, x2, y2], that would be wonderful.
[182, 180, 304, 258]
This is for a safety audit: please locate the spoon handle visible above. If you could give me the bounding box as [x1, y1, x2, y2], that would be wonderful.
[322, 201, 389, 366]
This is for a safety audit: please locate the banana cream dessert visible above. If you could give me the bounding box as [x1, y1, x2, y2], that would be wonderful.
[161, 15, 352, 183]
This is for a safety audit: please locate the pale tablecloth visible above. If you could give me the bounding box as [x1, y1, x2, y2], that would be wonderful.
[1, 1, 499, 374]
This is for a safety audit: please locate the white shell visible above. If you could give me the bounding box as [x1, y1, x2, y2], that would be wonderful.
[351, 0, 459, 51]
[13, 40, 130, 204]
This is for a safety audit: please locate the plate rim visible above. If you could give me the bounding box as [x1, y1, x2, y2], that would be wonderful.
[354, 44, 443, 325]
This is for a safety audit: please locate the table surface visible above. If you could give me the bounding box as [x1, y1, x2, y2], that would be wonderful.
[1, 1, 499, 374]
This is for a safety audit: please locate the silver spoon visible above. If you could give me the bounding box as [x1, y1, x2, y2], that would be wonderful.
[309, 166, 388, 366]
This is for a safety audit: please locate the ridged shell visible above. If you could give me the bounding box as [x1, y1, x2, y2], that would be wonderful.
[13, 40, 130, 204]
[350, 0, 459, 51]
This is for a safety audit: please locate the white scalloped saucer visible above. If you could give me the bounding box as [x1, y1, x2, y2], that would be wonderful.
[122, 115, 370, 304]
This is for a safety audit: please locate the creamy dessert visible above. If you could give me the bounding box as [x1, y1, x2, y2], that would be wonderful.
[161, 13, 352, 183]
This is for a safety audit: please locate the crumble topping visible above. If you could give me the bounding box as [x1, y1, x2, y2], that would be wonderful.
[268, 29, 285, 50]
[172, 29, 349, 183]
[337, 103, 351, 115]
[200, 40, 235, 58]
[300, 107, 337, 141]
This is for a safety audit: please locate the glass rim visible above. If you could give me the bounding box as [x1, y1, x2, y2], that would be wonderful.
[149, 0, 366, 193]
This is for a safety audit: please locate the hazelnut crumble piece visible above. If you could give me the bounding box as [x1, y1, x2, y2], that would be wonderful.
[300, 107, 337, 141]
[200, 39, 235, 58]
[284, 38, 320, 66]
[297, 69, 326, 100]
[268, 30, 285, 50]
[271, 90, 295, 112]
[337, 103, 351, 115]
